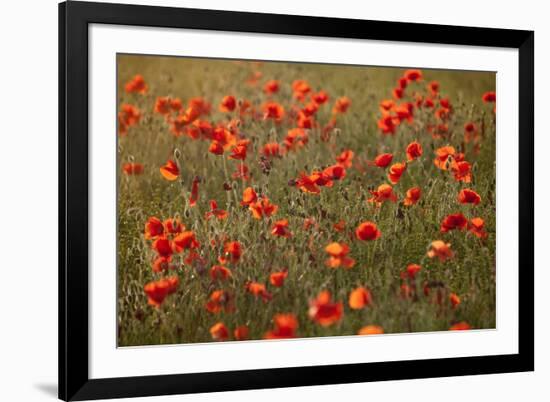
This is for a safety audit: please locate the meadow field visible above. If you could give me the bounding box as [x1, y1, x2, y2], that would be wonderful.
[117, 54, 496, 346]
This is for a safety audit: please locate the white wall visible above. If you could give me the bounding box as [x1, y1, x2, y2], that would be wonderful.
[0, 0, 545, 401]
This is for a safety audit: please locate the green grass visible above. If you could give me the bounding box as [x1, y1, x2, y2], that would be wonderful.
[117, 54, 496, 346]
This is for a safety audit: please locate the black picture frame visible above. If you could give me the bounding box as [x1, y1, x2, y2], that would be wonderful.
[59, 1, 534, 400]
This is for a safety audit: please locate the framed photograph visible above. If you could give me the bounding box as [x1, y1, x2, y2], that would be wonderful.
[59, 1, 534, 400]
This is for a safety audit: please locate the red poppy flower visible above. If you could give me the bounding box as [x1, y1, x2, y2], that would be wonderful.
[325, 242, 355, 269]
[449, 321, 471, 330]
[173, 231, 200, 252]
[152, 256, 173, 273]
[332, 96, 351, 114]
[404, 69, 422, 81]
[209, 322, 229, 341]
[232, 164, 250, 181]
[228, 139, 250, 160]
[349, 287, 372, 310]
[284, 128, 308, 151]
[372, 153, 393, 168]
[223, 241, 242, 264]
[393, 87, 404, 100]
[205, 200, 228, 220]
[449, 292, 461, 309]
[356, 221, 381, 241]
[404, 263, 422, 279]
[145, 217, 164, 239]
[427, 240, 453, 262]
[262, 142, 281, 158]
[189, 176, 200, 207]
[143, 276, 179, 307]
[219, 95, 236, 113]
[458, 189, 481, 205]
[163, 218, 184, 234]
[440, 213, 468, 232]
[377, 115, 396, 134]
[482, 91, 496, 103]
[249, 197, 278, 219]
[271, 219, 292, 238]
[368, 183, 397, 204]
[262, 101, 285, 121]
[308, 291, 343, 327]
[264, 313, 299, 339]
[295, 172, 321, 194]
[232, 325, 248, 341]
[205, 290, 234, 314]
[404, 187, 421, 206]
[452, 161, 472, 183]
[434, 146, 456, 170]
[246, 282, 272, 302]
[119, 104, 141, 126]
[208, 141, 224, 155]
[210, 265, 232, 281]
[469, 217, 488, 238]
[292, 79, 311, 100]
[406, 141, 423, 161]
[152, 237, 173, 258]
[428, 81, 440, 95]
[269, 270, 288, 287]
[311, 90, 329, 105]
[335, 149, 354, 168]
[333, 219, 346, 232]
[124, 74, 148, 94]
[241, 187, 258, 206]
[388, 162, 406, 184]
[263, 79, 280, 94]
[160, 160, 179, 181]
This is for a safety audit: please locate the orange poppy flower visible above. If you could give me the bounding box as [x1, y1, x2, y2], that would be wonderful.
[264, 313, 299, 339]
[404, 187, 421, 206]
[303, 217, 318, 231]
[356, 221, 381, 241]
[205, 290, 234, 314]
[172, 231, 199, 253]
[152, 237, 173, 257]
[145, 217, 164, 239]
[372, 153, 394, 168]
[325, 242, 355, 269]
[205, 200, 228, 220]
[358, 325, 384, 335]
[427, 240, 453, 262]
[210, 265, 232, 281]
[209, 322, 229, 341]
[163, 218, 184, 234]
[295, 172, 321, 194]
[482, 91, 496, 103]
[406, 141, 423, 161]
[440, 213, 468, 232]
[292, 79, 311, 100]
[160, 159, 179, 181]
[458, 188, 481, 205]
[308, 291, 343, 327]
[311, 90, 329, 105]
[153, 96, 173, 115]
[262, 101, 285, 121]
[262, 142, 281, 158]
[189, 176, 200, 207]
[434, 146, 456, 170]
[241, 187, 258, 206]
[404, 69, 422, 81]
[284, 128, 308, 151]
[349, 287, 372, 310]
[394, 102, 414, 123]
[469, 217, 488, 239]
[234, 325, 249, 341]
[143, 276, 179, 307]
[249, 197, 278, 219]
[223, 241, 242, 264]
[332, 96, 351, 114]
[124, 74, 148, 94]
[246, 281, 272, 302]
[263, 79, 280, 94]
[388, 162, 407, 184]
[452, 161, 472, 183]
[368, 183, 397, 204]
[271, 219, 292, 238]
[269, 270, 288, 287]
[336, 149, 354, 168]
[449, 321, 471, 330]
[219, 95, 236, 113]
[449, 293, 461, 309]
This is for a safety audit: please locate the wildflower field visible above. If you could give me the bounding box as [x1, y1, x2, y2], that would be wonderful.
[117, 54, 496, 346]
